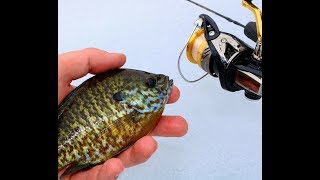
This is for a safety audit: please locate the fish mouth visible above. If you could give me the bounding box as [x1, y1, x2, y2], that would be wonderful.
[158, 74, 173, 98]
[169, 79, 173, 86]
[165, 76, 174, 96]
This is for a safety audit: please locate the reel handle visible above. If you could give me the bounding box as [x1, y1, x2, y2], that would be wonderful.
[244, 22, 257, 42]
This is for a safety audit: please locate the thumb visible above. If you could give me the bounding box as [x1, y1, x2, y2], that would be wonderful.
[58, 48, 126, 83]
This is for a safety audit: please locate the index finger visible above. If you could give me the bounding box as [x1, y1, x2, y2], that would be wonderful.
[58, 48, 126, 84]
[167, 86, 180, 104]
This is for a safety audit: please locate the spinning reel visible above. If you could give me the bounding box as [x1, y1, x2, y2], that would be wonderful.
[178, 0, 262, 100]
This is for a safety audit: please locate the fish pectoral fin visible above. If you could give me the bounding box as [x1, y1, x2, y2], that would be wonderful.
[60, 162, 101, 178]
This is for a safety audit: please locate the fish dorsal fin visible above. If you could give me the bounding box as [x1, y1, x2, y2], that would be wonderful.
[58, 79, 92, 121]
[58, 69, 125, 120]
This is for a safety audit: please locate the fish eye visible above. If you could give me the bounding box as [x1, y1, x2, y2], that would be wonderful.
[113, 90, 124, 101]
[145, 77, 157, 88]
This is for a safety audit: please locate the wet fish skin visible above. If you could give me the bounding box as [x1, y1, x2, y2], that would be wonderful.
[58, 68, 173, 177]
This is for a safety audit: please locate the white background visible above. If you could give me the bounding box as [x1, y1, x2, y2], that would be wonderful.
[58, 0, 262, 179]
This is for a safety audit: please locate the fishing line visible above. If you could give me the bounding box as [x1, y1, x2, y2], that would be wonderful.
[177, 25, 208, 83]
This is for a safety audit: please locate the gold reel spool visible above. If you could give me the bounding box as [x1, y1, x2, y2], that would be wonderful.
[186, 28, 208, 67]
[177, 21, 209, 83]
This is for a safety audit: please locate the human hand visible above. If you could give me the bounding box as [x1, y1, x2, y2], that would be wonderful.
[58, 48, 188, 180]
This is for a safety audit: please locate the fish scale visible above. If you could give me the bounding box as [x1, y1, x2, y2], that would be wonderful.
[58, 68, 173, 177]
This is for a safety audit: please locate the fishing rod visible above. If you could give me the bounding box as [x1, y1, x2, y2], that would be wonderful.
[178, 0, 262, 100]
[185, 0, 246, 28]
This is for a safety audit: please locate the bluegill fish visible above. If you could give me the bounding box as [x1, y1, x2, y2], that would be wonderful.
[58, 68, 173, 177]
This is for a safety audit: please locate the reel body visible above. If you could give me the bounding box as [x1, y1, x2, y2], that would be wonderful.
[180, 0, 262, 100]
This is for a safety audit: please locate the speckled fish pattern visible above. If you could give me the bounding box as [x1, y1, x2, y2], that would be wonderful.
[58, 68, 173, 177]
